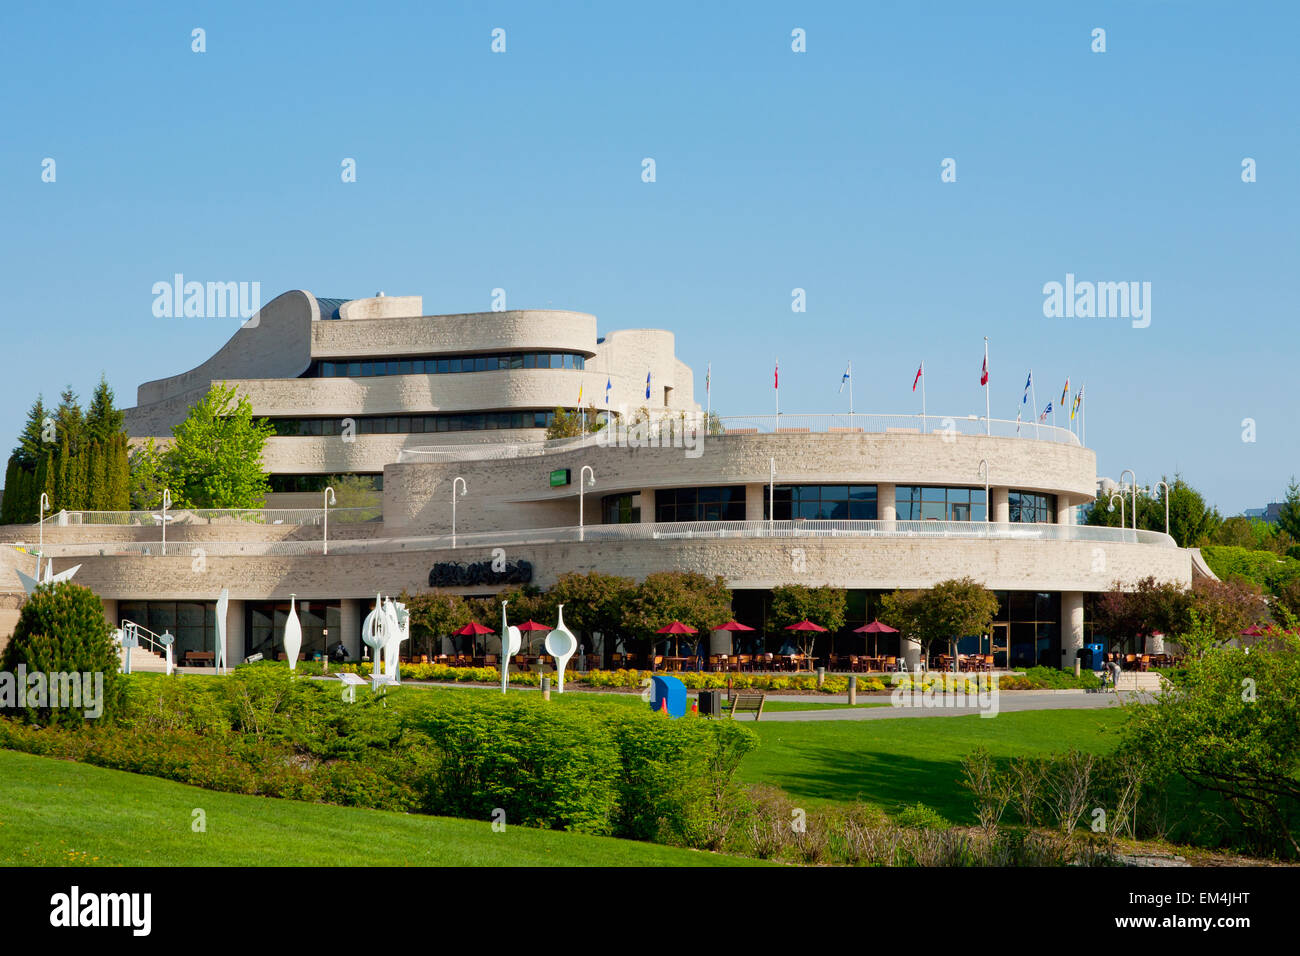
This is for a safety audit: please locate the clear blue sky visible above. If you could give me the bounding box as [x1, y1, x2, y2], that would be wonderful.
[2, 1, 1295, 514]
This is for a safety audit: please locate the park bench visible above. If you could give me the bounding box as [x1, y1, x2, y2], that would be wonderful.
[730, 691, 766, 721]
[184, 651, 215, 667]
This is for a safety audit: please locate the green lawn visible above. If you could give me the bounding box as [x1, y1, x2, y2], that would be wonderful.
[761, 701, 890, 713]
[0, 750, 760, 867]
[737, 709, 1128, 822]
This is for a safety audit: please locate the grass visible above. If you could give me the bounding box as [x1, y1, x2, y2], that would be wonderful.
[736, 708, 1128, 822]
[0, 749, 761, 867]
[761, 701, 890, 712]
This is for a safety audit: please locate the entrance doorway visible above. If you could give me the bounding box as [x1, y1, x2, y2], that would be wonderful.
[991, 623, 1010, 669]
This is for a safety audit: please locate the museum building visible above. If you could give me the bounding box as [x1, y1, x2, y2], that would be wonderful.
[0, 290, 1197, 669]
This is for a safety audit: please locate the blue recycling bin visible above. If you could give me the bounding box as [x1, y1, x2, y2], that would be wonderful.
[1078, 643, 1105, 669]
[649, 675, 687, 718]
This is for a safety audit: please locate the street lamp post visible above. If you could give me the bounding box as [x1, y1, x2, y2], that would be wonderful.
[977, 459, 989, 523]
[1107, 493, 1125, 533]
[1120, 469, 1138, 531]
[579, 466, 595, 541]
[159, 489, 172, 555]
[322, 486, 336, 555]
[451, 477, 467, 548]
[37, 492, 50, 575]
[1152, 480, 1170, 537]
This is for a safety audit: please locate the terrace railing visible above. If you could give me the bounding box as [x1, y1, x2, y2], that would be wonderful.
[29, 519, 1175, 557]
[396, 412, 1081, 463]
[32, 507, 381, 527]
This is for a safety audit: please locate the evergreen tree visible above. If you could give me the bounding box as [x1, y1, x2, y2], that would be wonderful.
[14, 395, 50, 468]
[84, 375, 124, 445]
[54, 386, 85, 455]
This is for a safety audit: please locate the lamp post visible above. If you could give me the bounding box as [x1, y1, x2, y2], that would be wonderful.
[1120, 469, 1138, 531]
[37, 492, 50, 575]
[769, 457, 776, 533]
[451, 477, 467, 549]
[322, 485, 336, 555]
[152, 489, 173, 556]
[1107, 493, 1125, 533]
[578, 466, 595, 541]
[977, 459, 989, 523]
[1152, 480, 1170, 537]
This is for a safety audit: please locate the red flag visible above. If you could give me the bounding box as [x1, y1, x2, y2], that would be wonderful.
[912, 364, 923, 392]
[774, 359, 779, 389]
[980, 354, 988, 386]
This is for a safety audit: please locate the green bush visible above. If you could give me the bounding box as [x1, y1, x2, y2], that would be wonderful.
[893, 802, 952, 830]
[1, 582, 128, 728]
[1201, 546, 1300, 595]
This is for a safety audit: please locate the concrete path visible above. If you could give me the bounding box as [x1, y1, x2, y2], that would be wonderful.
[760, 690, 1155, 721]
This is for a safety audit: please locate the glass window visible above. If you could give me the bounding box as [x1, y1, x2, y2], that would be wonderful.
[449, 358, 462, 373]
[347, 362, 361, 377]
[474, 357, 487, 372]
[524, 354, 536, 369]
[1009, 491, 1055, 523]
[321, 362, 336, 377]
[398, 360, 412, 375]
[436, 359, 449, 374]
[574, 355, 585, 369]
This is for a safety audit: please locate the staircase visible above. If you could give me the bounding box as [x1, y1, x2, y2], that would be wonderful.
[1114, 672, 1167, 694]
[122, 645, 168, 673]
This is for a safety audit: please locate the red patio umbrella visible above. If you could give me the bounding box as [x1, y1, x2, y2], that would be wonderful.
[656, 621, 698, 657]
[854, 620, 899, 656]
[453, 620, 494, 655]
[783, 620, 828, 660]
[715, 620, 755, 654]
[516, 619, 550, 654]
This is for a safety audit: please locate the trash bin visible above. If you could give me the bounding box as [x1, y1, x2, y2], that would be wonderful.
[1077, 644, 1105, 669]
[697, 690, 722, 717]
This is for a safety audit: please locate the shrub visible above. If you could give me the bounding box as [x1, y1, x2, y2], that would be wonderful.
[1, 581, 128, 728]
[893, 802, 951, 830]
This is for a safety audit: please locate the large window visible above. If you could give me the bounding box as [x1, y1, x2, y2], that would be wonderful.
[119, 601, 215, 661]
[601, 493, 641, 524]
[271, 410, 557, 436]
[1008, 490, 1056, 523]
[655, 486, 746, 522]
[762, 485, 877, 520]
[268, 474, 382, 493]
[244, 601, 340, 663]
[306, 351, 586, 378]
[895, 486, 987, 522]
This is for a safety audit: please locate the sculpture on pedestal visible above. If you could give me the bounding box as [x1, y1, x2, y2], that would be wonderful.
[215, 588, 229, 675]
[499, 600, 521, 694]
[544, 604, 578, 693]
[283, 594, 303, 671]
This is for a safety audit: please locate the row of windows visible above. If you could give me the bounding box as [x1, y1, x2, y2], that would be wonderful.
[270, 411, 557, 436]
[895, 486, 988, 522]
[763, 485, 878, 521]
[1009, 491, 1056, 523]
[306, 351, 587, 378]
[655, 486, 747, 522]
[602, 493, 641, 525]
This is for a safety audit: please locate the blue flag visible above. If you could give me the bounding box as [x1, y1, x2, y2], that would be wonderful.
[645, 371, 651, 400]
[605, 376, 612, 403]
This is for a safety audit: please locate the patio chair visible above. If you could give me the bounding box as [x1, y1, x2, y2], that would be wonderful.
[1138, 654, 1150, 672]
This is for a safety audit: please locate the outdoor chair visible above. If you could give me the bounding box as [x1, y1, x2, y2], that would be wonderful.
[1139, 654, 1150, 672]
[1124, 654, 1137, 671]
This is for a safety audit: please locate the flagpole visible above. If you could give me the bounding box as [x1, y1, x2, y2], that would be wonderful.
[983, 338, 990, 436]
[921, 360, 927, 434]
[1031, 373, 1039, 439]
[849, 360, 854, 418]
[775, 357, 779, 418]
[706, 362, 711, 423]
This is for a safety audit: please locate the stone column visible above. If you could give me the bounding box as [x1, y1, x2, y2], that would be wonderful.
[225, 599, 246, 664]
[1057, 493, 1075, 526]
[100, 598, 118, 630]
[1061, 591, 1084, 670]
[744, 483, 766, 521]
[877, 483, 896, 524]
[340, 598, 362, 660]
[991, 487, 1010, 523]
[639, 488, 656, 523]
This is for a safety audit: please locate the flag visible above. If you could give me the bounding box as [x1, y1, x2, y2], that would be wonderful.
[774, 359, 779, 390]
[705, 363, 710, 394]
[577, 380, 583, 404]
[1016, 409, 1022, 433]
[980, 352, 988, 386]
[1060, 378, 1070, 406]
[1071, 386, 1084, 420]
[1039, 402, 1052, 422]
[645, 371, 651, 400]
[1022, 371, 1032, 405]
[912, 362, 923, 392]
[605, 376, 612, 404]
[839, 362, 851, 394]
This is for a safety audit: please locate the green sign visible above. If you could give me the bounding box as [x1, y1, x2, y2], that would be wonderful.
[549, 468, 571, 488]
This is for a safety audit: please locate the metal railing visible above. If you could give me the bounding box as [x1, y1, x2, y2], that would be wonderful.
[396, 412, 1081, 463]
[31, 507, 381, 527]
[119, 619, 169, 656]
[33, 519, 1175, 557]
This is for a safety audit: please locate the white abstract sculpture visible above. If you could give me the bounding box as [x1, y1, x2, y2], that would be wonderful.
[499, 600, 522, 694]
[544, 603, 578, 693]
[283, 593, 302, 671]
[160, 630, 175, 676]
[380, 597, 408, 683]
[16, 559, 82, 596]
[361, 593, 385, 670]
[215, 588, 229, 675]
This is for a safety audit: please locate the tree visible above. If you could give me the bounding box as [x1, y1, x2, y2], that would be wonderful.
[84, 375, 124, 445]
[621, 571, 732, 658]
[769, 584, 847, 656]
[128, 438, 168, 511]
[1181, 577, 1269, 655]
[550, 571, 637, 653]
[1277, 477, 1300, 544]
[1, 581, 129, 728]
[1122, 633, 1300, 858]
[402, 591, 473, 657]
[1094, 576, 1191, 654]
[165, 383, 274, 509]
[881, 577, 999, 666]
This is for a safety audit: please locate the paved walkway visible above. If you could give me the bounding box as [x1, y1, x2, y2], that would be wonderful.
[760, 690, 1154, 721]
